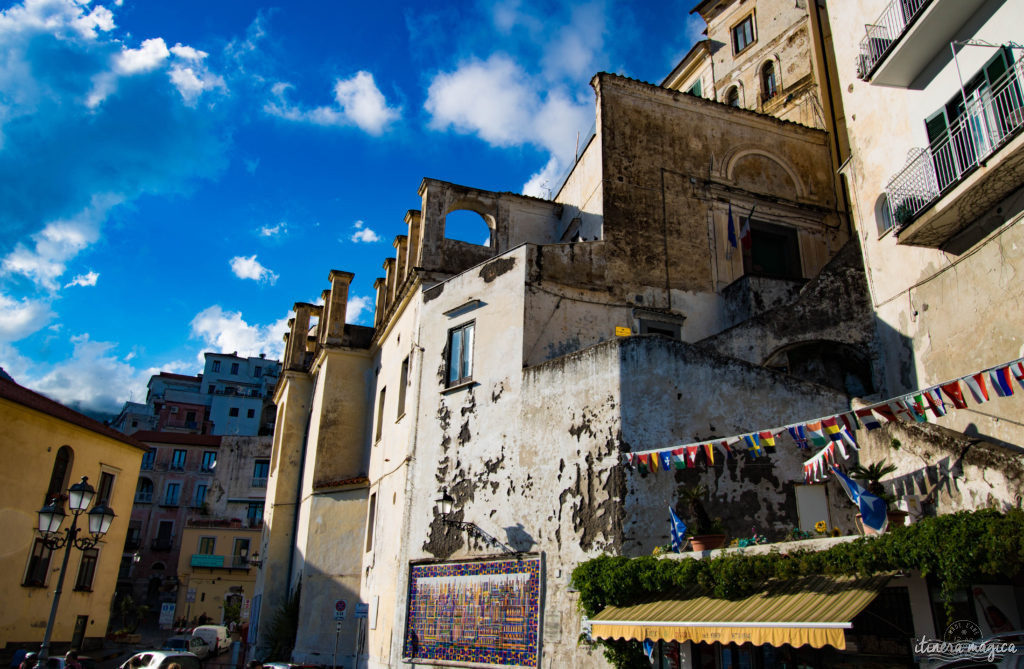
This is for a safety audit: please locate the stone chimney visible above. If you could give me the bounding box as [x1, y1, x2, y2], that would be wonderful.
[383, 258, 397, 312]
[405, 209, 422, 277]
[322, 269, 354, 345]
[284, 302, 315, 371]
[373, 278, 386, 328]
[393, 235, 408, 287]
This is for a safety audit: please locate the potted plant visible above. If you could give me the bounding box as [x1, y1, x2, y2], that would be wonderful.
[679, 484, 727, 551]
[848, 459, 907, 530]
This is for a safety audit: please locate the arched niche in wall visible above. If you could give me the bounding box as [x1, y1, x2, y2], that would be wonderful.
[725, 148, 805, 200]
[763, 340, 874, 396]
[442, 208, 494, 247]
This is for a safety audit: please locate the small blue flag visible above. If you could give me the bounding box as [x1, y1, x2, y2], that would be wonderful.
[727, 203, 737, 252]
[644, 640, 655, 662]
[658, 451, 672, 472]
[831, 465, 888, 533]
[669, 507, 688, 552]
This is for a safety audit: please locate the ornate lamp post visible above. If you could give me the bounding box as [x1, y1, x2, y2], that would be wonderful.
[36, 476, 116, 660]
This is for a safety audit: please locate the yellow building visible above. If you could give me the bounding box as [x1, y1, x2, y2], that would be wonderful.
[176, 521, 261, 625]
[0, 376, 146, 651]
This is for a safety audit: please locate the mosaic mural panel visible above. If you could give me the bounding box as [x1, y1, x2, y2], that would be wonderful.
[403, 556, 542, 667]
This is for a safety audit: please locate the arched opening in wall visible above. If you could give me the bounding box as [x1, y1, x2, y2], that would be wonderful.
[725, 86, 740, 107]
[443, 209, 491, 247]
[761, 61, 777, 102]
[45, 445, 73, 506]
[764, 341, 874, 396]
[875, 193, 894, 235]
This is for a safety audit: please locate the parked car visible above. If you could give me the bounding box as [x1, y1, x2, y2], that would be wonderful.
[162, 636, 210, 659]
[191, 625, 230, 654]
[117, 652, 201, 669]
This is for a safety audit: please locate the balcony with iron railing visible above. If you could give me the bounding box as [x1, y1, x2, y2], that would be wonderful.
[251, 476, 267, 488]
[857, 0, 987, 87]
[885, 58, 1024, 248]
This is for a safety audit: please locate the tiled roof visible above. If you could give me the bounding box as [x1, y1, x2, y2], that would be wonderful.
[0, 377, 147, 450]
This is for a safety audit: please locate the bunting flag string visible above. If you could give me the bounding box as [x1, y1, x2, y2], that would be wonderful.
[623, 355, 1024, 479]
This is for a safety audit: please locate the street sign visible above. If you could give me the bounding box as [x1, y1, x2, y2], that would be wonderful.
[159, 602, 175, 628]
[334, 599, 347, 621]
[355, 603, 369, 619]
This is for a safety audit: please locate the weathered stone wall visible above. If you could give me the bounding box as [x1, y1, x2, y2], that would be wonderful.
[205, 434, 272, 517]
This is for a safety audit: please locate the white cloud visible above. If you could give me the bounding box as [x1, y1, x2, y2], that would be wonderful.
[115, 37, 170, 74]
[7, 334, 164, 414]
[350, 220, 381, 243]
[2, 194, 119, 291]
[64, 270, 99, 288]
[259, 221, 287, 237]
[190, 305, 288, 362]
[0, 293, 54, 342]
[170, 43, 207, 61]
[346, 295, 372, 324]
[522, 156, 561, 198]
[425, 54, 591, 157]
[264, 71, 401, 135]
[229, 254, 278, 284]
[540, 2, 606, 82]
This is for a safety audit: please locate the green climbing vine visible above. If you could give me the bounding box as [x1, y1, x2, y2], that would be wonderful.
[571, 508, 1024, 669]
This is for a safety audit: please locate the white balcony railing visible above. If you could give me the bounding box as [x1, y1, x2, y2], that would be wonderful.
[885, 58, 1024, 230]
[857, 0, 930, 79]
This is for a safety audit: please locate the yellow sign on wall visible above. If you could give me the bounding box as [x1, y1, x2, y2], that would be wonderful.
[615, 326, 632, 337]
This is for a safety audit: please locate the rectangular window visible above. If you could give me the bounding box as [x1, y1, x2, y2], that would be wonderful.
[247, 408, 255, 418]
[742, 220, 801, 280]
[229, 407, 239, 417]
[23, 538, 52, 587]
[74, 548, 99, 591]
[171, 449, 186, 470]
[687, 80, 702, 97]
[230, 362, 239, 375]
[365, 492, 377, 552]
[232, 538, 250, 568]
[155, 520, 173, 549]
[201, 451, 216, 472]
[254, 366, 262, 378]
[198, 536, 216, 554]
[140, 450, 155, 470]
[252, 459, 269, 488]
[212, 360, 221, 372]
[164, 482, 181, 506]
[397, 356, 409, 418]
[194, 484, 208, 507]
[732, 14, 755, 54]
[246, 502, 265, 527]
[208, 385, 216, 394]
[375, 387, 386, 441]
[96, 471, 115, 505]
[185, 410, 196, 423]
[446, 322, 475, 387]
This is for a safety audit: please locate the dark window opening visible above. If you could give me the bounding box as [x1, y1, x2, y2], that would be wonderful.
[23, 538, 52, 587]
[212, 360, 221, 372]
[96, 471, 115, 505]
[639, 320, 681, 340]
[230, 362, 239, 375]
[762, 61, 777, 101]
[74, 548, 99, 591]
[732, 14, 754, 53]
[742, 220, 801, 280]
[171, 449, 186, 470]
[229, 407, 239, 417]
[247, 408, 255, 418]
[365, 493, 377, 552]
[375, 387, 386, 441]
[397, 356, 409, 418]
[725, 86, 740, 108]
[45, 445, 73, 506]
[687, 80, 702, 97]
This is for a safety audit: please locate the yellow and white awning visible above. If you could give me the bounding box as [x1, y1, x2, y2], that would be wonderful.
[589, 574, 890, 650]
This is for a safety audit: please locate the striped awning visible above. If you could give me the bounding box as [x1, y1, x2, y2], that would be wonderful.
[589, 574, 890, 650]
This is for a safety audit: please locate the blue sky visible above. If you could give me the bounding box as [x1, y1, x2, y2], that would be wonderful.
[0, 0, 704, 415]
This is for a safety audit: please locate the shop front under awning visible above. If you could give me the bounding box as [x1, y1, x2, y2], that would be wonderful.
[589, 573, 891, 650]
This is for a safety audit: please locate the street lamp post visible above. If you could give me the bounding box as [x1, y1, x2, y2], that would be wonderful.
[36, 476, 116, 661]
[434, 490, 517, 555]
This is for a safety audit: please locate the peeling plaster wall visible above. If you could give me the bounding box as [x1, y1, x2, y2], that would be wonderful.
[854, 420, 1024, 516]
[205, 435, 272, 518]
[615, 337, 854, 549]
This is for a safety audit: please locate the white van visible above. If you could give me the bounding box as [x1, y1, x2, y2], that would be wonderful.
[191, 625, 231, 654]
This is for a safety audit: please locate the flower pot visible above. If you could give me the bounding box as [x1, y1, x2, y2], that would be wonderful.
[690, 534, 727, 551]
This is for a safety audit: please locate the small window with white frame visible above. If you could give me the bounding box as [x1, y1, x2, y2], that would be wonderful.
[446, 321, 475, 387]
